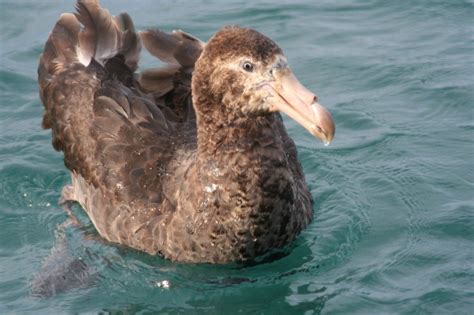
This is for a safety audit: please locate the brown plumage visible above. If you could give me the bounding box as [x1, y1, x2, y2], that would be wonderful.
[38, 0, 335, 263]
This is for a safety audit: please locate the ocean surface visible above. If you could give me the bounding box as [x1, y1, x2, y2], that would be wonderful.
[1, 0, 473, 313]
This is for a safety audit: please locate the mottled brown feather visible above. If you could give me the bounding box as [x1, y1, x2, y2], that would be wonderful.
[39, 1, 313, 263]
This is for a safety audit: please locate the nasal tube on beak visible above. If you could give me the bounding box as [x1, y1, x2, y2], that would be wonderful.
[268, 69, 335, 145]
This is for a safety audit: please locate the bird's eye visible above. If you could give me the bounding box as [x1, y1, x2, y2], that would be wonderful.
[242, 61, 254, 72]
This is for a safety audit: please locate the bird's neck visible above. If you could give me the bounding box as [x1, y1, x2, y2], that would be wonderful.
[196, 113, 278, 158]
[173, 105, 309, 262]
[191, 82, 286, 184]
[192, 107, 290, 200]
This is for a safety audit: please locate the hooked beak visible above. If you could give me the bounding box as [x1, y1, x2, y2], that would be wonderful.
[266, 68, 335, 145]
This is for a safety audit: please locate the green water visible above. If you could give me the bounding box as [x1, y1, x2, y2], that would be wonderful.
[1, 0, 473, 313]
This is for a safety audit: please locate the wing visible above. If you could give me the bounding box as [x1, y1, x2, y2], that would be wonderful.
[92, 28, 207, 205]
[138, 29, 205, 122]
[89, 80, 175, 205]
[39, 1, 203, 207]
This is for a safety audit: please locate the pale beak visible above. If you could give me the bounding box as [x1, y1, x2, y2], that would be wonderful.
[266, 68, 335, 145]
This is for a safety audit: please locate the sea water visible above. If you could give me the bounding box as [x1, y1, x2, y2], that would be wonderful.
[0, 0, 473, 313]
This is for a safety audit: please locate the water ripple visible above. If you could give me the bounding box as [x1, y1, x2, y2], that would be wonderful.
[1, 0, 473, 313]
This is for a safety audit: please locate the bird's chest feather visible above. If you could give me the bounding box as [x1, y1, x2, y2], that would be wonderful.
[167, 145, 301, 262]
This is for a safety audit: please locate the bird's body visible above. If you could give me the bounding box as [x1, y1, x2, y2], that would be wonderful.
[38, 0, 334, 263]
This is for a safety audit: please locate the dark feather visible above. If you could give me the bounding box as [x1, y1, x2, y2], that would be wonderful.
[38, 13, 81, 128]
[140, 29, 204, 68]
[139, 66, 180, 95]
[38, 1, 313, 266]
[114, 13, 141, 71]
[75, 0, 121, 66]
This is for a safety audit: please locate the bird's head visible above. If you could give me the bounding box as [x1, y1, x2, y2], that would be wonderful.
[192, 26, 335, 145]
